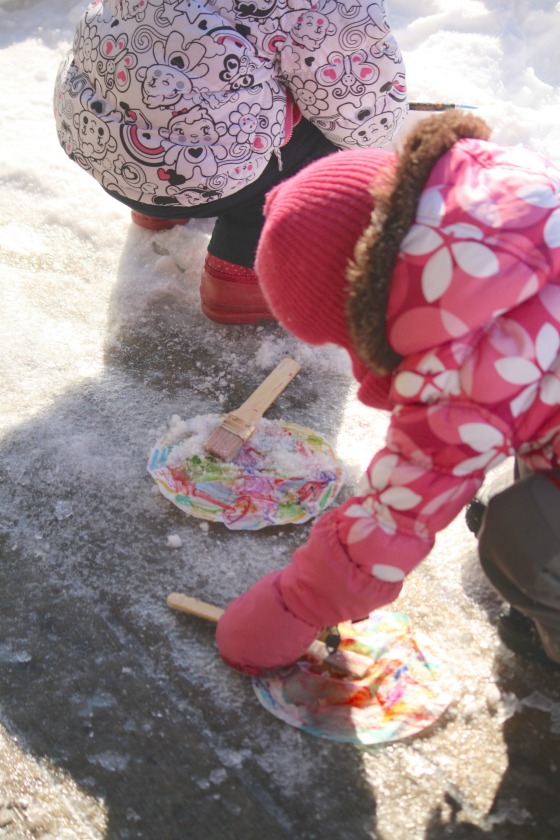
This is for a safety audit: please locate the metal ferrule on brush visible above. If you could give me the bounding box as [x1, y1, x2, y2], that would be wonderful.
[203, 357, 301, 461]
[218, 413, 255, 440]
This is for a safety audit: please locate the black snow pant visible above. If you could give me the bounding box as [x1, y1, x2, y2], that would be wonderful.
[106, 118, 338, 268]
[478, 459, 560, 663]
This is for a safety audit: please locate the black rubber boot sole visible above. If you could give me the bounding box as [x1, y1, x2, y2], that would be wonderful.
[498, 607, 560, 670]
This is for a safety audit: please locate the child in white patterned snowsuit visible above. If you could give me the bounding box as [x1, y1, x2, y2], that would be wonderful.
[54, 0, 407, 323]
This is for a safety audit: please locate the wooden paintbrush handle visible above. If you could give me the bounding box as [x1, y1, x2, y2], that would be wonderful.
[167, 593, 224, 622]
[233, 357, 300, 427]
[167, 593, 373, 680]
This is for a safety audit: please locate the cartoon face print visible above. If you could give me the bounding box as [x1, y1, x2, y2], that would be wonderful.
[229, 160, 257, 185]
[76, 23, 100, 75]
[165, 110, 224, 147]
[288, 11, 336, 51]
[339, 96, 402, 147]
[234, 107, 258, 138]
[162, 108, 228, 181]
[229, 102, 270, 149]
[174, 0, 209, 26]
[350, 108, 399, 146]
[138, 64, 193, 109]
[290, 77, 329, 115]
[296, 84, 317, 107]
[74, 110, 118, 160]
[136, 32, 209, 110]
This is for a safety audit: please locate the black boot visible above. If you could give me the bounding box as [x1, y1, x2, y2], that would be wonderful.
[498, 607, 560, 670]
[465, 497, 486, 536]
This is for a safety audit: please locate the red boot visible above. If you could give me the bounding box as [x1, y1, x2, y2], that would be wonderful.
[131, 210, 190, 231]
[200, 254, 275, 325]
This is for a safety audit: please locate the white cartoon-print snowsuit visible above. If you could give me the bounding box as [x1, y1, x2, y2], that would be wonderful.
[53, 0, 407, 208]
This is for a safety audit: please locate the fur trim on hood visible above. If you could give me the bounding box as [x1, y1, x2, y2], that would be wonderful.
[346, 110, 492, 376]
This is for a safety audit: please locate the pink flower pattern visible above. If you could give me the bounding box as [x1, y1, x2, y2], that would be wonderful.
[329, 139, 560, 591]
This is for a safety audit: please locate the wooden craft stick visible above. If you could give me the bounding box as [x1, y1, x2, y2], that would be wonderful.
[167, 593, 373, 679]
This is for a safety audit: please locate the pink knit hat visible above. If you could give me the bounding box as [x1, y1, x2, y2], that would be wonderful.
[255, 147, 397, 407]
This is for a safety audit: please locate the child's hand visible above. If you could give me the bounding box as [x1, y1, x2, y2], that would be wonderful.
[215, 511, 402, 675]
[216, 570, 318, 676]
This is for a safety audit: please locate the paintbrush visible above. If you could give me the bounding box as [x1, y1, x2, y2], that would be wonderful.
[204, 357, 300, 461]
[409, 101, 477, 111]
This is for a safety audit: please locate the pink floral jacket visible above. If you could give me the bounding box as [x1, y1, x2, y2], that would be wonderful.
[337, 138, 560, 591]
[216, 137, 560, 674]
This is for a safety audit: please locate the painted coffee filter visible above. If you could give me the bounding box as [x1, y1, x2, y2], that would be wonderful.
[148, 414, 344, 530]
[253, 611, 455, 744]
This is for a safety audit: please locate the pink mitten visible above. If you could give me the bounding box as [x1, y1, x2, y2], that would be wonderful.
[216, 511, 404, 675]
[216, 570, 318, 676]
[281, 509, 403, 626]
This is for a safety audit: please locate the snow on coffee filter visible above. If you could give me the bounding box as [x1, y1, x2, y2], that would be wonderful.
[148, 414, 344, 530]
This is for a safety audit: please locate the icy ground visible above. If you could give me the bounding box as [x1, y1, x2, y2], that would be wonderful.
[0, 0, 560, 838]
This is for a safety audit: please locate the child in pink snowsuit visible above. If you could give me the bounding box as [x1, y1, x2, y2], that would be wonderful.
[216, 111, 560, 674]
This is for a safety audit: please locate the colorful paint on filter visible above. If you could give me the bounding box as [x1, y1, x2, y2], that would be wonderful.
[252, 612, 455, 744]
[148, 415, 344, 530]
